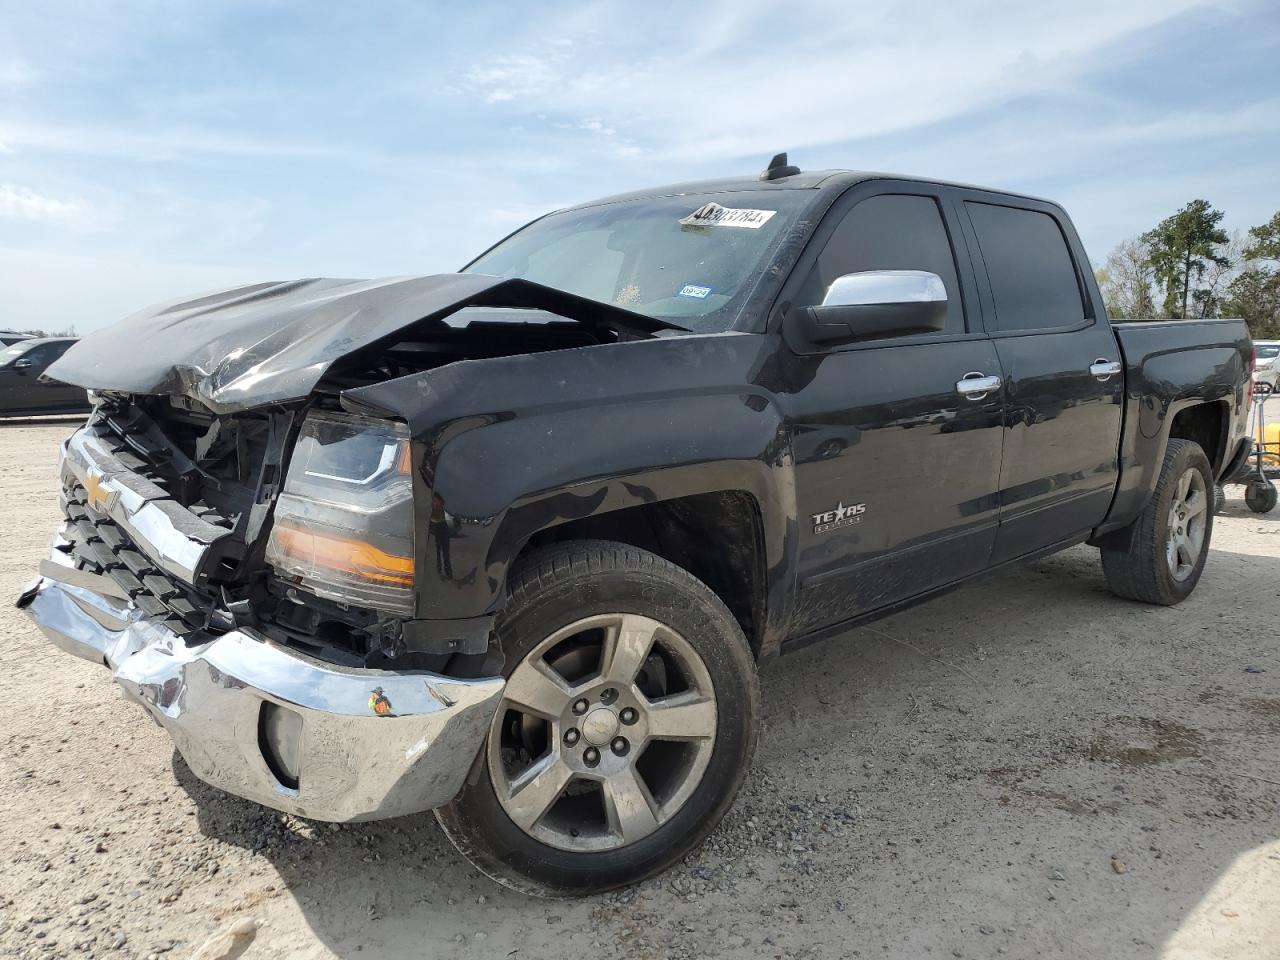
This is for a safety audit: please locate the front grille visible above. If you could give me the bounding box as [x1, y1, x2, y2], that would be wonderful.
[60, 480, 210, 634]
[92, 408, 243, 527]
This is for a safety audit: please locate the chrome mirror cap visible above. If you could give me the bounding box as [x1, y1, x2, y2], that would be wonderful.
[822, 270, 947, 308]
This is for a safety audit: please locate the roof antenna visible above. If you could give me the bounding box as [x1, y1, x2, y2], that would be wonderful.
[760, 152, 801, 181]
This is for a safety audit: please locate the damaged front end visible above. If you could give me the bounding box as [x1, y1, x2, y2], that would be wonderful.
[17, 273, 676, 820]
[16, 395, 503, 821]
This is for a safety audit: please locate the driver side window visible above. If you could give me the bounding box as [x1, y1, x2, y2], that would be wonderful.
[20, 346, 53, 367]
[798, 194, 966, 334]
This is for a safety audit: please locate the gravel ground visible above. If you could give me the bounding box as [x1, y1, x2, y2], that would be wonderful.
[1, 416, 1277, 960]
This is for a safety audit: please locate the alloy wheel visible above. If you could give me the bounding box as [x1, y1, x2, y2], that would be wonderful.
[1166, 466, 1208, 581]
[487, 613, 718, 852]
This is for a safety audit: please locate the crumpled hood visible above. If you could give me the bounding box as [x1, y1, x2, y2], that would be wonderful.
[49, 274, 680, 413]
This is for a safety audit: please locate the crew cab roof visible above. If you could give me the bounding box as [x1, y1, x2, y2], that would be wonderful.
[569, 169, 1058, 212]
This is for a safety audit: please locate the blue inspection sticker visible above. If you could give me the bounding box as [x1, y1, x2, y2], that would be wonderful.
[678, 284, 713, 299]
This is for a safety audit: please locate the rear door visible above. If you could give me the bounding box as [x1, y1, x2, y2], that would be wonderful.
[36, 341, 83, 409]
[777, 182, 1006, 635]
[957, 195, 1124, 561]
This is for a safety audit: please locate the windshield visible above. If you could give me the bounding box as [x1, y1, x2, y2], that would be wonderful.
[465, 190, 818, 333]
[1257, 345, 1280, 359]
[0, 344, 30, 368]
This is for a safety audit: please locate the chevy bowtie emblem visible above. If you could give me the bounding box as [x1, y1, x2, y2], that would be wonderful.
[84, 468, 118, 513]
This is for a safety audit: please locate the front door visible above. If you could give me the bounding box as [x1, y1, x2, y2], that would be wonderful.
[777, 186, 1005, 636]
[1, 341, 82, 413]
[958, 197, 1124, 561]
[0, 345, 39, 412]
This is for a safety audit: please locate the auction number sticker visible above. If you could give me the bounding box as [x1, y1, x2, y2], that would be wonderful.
[678, 203, 776, 229]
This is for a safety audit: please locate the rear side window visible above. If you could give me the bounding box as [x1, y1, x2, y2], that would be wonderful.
[799, 194, 965, 334]
[966, 202, 1084, 332]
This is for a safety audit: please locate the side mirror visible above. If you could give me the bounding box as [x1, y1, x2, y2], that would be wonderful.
[785, 270, 947, 352]
[12, 358, 33, 374]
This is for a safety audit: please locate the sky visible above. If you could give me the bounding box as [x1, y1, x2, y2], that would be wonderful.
[0, 0, 1277, 334]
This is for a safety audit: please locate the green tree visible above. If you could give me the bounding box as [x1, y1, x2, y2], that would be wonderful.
[1223, 209, 1280, 339]
[1223, 268, 1280, 340]
[1244, 210, 1280, 263]
[1141, 199, 1230, 318]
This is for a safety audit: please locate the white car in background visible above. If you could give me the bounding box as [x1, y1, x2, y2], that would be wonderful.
[1255, 341, 1280, 394]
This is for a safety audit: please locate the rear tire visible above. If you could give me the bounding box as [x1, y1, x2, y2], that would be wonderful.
[1101, 439, 1213, 605]
[436, 539, 758, 897]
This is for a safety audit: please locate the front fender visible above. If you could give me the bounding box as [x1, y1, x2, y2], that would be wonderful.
[423, 390, 793, 622]
[340, 332, 797, 629]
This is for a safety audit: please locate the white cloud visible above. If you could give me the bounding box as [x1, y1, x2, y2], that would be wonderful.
[0, 0, 1269, 336]
[0, 59, 37, 89]
[0, 183, 84, 222]
[1089, 98, 1280, 144]
[0, 119, 368, 163]
[1055, 161, 1280, 262]
[0, 245, 260, 333]
[456, 0, 1219, 163]
[463, 52, 565, 104]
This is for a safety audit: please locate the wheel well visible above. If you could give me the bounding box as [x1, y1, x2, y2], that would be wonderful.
[515, 491, 767, 658]
[1168, 401, 1228, 474]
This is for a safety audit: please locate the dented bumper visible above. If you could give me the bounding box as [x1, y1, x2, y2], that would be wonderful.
[17, 556, 504, 822]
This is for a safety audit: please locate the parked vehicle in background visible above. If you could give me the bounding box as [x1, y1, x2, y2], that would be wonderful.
[1252, 341, 1279, 394]
[0, 330, 34, 346]
[0, 338, 91, 415]
[17, 157, 1255, 895]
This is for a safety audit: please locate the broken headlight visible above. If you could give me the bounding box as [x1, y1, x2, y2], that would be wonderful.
[265, 411, 415, 616]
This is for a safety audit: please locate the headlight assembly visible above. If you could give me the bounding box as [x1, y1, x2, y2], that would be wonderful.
[265, 411, 415, 616]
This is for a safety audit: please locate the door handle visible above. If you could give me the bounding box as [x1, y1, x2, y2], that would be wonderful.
[1090, 358, 1122, 381]
[956, 372, 1001, 400]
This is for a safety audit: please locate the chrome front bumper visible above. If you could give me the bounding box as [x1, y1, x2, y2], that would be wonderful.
[18, 558, 504, 822]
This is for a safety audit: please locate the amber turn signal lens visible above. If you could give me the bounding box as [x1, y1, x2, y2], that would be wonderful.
[270, 521, 413, 587]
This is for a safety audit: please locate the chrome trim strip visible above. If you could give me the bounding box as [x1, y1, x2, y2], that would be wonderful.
[19, 564, 505, 822]
[62, 427, 230, 585]
[37, 558, 131, 600]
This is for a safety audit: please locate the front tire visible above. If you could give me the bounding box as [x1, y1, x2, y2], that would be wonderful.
[436, 540, 758, 896]
[1101, 438, 1213, 605]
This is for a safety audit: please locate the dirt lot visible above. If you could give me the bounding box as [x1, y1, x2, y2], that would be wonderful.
[1, 417, 1277, 960]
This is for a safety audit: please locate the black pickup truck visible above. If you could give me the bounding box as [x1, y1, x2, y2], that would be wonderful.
[18, 156, 1253, 895]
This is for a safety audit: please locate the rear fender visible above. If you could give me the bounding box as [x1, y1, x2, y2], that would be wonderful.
[1096, 340, 1245, 536]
